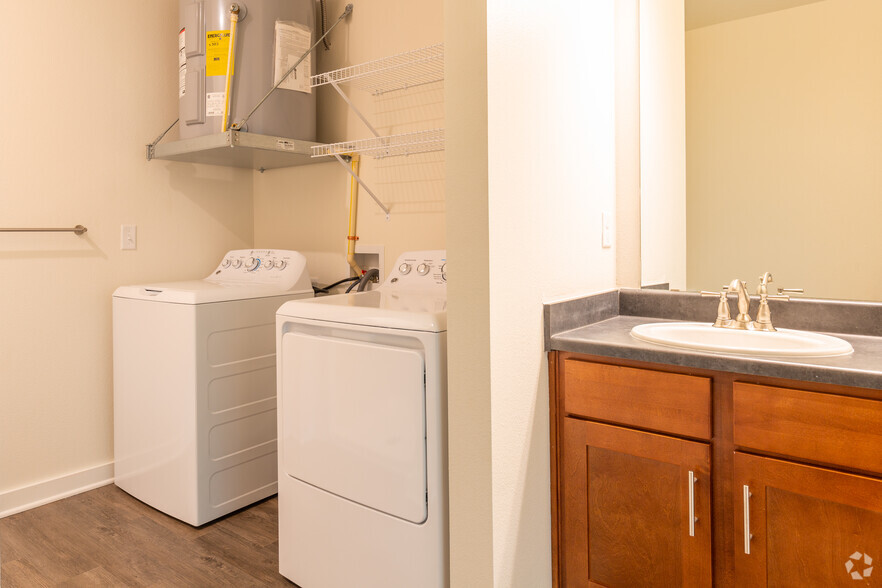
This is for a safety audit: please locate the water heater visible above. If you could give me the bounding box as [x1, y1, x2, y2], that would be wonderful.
[178, 0, 316, 140]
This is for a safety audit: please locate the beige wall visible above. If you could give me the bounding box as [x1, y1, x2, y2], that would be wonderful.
[616, 0, 642, 288]
[445, 1, 493, 583]
[639, 0, 687, 290]
[0, 1, 253, 501]
[686, 0, 882, 300]
[253, 0, 445, 283]
[446, 0, 620, 584]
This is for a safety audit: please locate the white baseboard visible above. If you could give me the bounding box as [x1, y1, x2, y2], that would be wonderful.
[0, 461, 115, 518]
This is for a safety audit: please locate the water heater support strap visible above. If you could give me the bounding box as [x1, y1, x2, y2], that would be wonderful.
[146, 118, 180, 160]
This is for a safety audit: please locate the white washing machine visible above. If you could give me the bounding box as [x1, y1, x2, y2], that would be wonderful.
[276, 250, 448, 588]
[113, 249, 313, 526]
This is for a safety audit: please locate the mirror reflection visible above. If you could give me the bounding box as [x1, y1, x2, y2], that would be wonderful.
[675, 0, 882, 301]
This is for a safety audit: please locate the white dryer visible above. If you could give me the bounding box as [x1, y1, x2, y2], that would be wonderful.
[113, 250, 313, 526]
[276, 250, 448, 588]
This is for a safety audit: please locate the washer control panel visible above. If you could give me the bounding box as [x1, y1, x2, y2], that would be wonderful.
[384, 250, 447, 289]
[208, 250, 310, 290]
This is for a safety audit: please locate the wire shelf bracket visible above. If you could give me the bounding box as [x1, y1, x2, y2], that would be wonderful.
[311, 43, 443, 96]
[312, 129, 444, 160]
[334, 154, 390, 220]
[310, 44, 445, 218]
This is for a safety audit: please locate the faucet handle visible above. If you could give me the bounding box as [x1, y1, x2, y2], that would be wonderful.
[756, 272, 774, 295]
[752, 285, 800, 331]
[767, 287, 803, 302]
[701, 288, 732, 328]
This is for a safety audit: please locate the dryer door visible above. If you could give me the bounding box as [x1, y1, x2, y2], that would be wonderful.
[280, 331, 427, 523]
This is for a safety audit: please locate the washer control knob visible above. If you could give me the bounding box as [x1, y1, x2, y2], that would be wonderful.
[275, 259, 287, 270]
[263, 258, 274, 270]
[231, 258, 242, 269]
[417, 263, 431, 276]
[221, 258, 232, 268]
[399, 263, 412, 275]
[440, 263, 447, 282]
[245, 257, 258, 270]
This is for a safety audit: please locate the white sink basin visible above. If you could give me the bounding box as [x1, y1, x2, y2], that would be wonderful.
[630, 322, 854, 358]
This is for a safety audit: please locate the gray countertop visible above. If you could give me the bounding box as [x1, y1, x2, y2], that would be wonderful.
[545, 289, 882, 390]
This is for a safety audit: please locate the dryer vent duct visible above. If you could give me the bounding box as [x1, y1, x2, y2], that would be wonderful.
[178, 0, 316, 141]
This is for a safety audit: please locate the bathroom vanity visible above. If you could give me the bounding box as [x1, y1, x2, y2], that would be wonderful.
[546, 289, 882, 587]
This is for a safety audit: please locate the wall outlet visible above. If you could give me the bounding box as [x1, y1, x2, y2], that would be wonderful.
[121, 225, 137, 250]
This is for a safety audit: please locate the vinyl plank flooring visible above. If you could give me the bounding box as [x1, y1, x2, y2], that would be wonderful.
[1, 558, 54, 588]
[0, 511, 96, 584]
[0, 485, 295, 587]
[196, 527, 290, 586]
[210, 498, 280, 549]
[56, 566, 129, 587]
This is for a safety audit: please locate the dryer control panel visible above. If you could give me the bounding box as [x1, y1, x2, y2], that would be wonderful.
[383, 250, 447, 290]
[207, 250, 312, 292]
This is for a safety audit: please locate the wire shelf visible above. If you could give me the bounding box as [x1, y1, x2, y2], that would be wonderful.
[311, 44, 444, 95]
[311, 129, 445, 159]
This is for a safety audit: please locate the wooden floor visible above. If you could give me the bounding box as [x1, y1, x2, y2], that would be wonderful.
[0, 485, 295, 586]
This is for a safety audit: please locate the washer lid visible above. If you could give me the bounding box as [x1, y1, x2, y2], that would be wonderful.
[113, 249, 313, 304]
[113, 281, 313, 304]
[277, 290, 447, 332]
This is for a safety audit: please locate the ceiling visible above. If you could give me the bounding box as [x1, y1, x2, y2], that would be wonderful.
[685, 0, 827, 30]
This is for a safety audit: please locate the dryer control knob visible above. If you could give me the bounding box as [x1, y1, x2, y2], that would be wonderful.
[245, 257, 258, 270]
[441, 263, 447, 281]
[399, 263, 412, 275]
[221, 259, 232, 268]
[263, 258, 275, 270]
[275, 259, 287, 270]
[417, 263, 431, 275]
[231, 258, 243, 269]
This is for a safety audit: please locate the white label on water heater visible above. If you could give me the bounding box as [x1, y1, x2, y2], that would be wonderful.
[179, 28, 186, 98]
[206, 92, 225, 117]
[179, 28, 186, 66]
[274, 21, 312, 94]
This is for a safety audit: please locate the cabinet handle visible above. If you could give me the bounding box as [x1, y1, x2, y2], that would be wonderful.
[743, 485, 753, 554]
[688, 471, 698, 537]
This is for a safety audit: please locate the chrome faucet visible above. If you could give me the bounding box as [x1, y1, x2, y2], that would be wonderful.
[727, 278, 753, 329]
[702, 273, 802, 331]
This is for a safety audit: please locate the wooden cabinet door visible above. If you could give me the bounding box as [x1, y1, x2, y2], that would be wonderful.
[560, 418, 712, 587]
[734, 452, 882, 587]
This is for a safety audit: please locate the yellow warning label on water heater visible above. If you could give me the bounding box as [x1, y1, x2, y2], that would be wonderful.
[206, 30, 233, 77]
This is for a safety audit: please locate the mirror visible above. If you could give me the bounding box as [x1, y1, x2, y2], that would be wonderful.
[646, 0, 882, 302]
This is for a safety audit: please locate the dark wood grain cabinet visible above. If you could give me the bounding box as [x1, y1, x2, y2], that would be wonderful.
[550, 352, 882, 588]
[733, 452, 882, 587]
[561, 418, 712, 587]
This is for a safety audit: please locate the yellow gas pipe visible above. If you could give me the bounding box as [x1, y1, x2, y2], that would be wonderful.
[346, 155, 363, 276]
[221, 4, 240, 132]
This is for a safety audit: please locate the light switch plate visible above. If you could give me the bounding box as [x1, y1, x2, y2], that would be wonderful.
[601, 212, 612, 248]
[121, 225, 137, 250]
